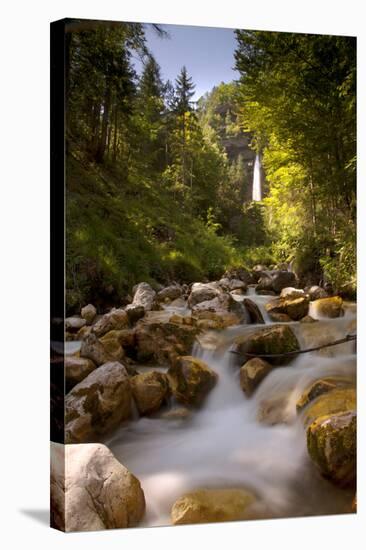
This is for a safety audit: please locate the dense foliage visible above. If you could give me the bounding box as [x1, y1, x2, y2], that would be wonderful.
[234, 31, 356, 292]
[66, 21, 249, 312]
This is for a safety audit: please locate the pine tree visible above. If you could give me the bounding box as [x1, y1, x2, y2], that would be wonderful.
[174, 66, 195, 113]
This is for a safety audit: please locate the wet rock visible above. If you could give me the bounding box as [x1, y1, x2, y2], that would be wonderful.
[312, 296, 344, 318]
[231, 288, 246, 296]
[256, 289, 276, 296]
[65, 356, 96, 390]
[267, 312, 292, 323]
[306, 285, 328, 301]
[167, 355, 218, 406]
[92, 308, 129, 337]
[297, 377, 353, 412]
[171, 489, 255, 525]
[271, 271, 297, 293]
[135, 321, 199, 365]
[256, 277, 273, 292]
[65, 362, 132, 443]
[130, 282, 157, 311]
[188, 282, 222, 307]
[300, 315, 317, 323]
[243, 298, 265, 324]
[303, 388, 356, 427]
[80, 303, 97, 325]
[236, 325, 300, 366]
[100, 328, 136, 349]
[52, 442, 145, 531]
[157, 285, 182, 303]
[265, 295, 309, 321]
[307, 411, 356, 486]
[160, 407, 191, 420]
[240, 357, 273, 396]
[65, 316, 86, 332]
[257, 392, 293, 425]
[193, 311, 237, 330]
[80, 333, 116, 366]
[280, 287, 305, 300]
[131, 371, 170, 415]
[192, 293, 246, 324]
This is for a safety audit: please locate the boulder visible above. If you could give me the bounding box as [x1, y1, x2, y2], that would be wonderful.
[256, 290, 276, 296]
[125, 304, 145, 324]
[300, 315, 317, 323]
[80, 333, 116, 366]
[243, 299, 265, 324]
[256, 277, 273, 292]
[65, 362, 132, 443]
[307, 411, 356, 486]
[265, 295, 309, 321]
[76, 325, 92, 340]
[192, 293, 246, 325]
[257, 392, 293, 425]
[303, 388, 356, 427]
[130, 282, 157, 311]
[92, 308, 129, 337]
[99, 332, 125, 362]
[296, 377, 353, 412]
[193, 310, 239, 330]
[223, 267, 254, 284]
[271, 271, 297, 293]
[306, 285, 328, 301]
[167, 355, 218, 406]
[65, 356, 96, 390]
[267, 312, 292, 323]
[240, 358, 273, 396]
[157, 285, 182, 303]
[65, 317, 86, 332]
[188, 282, 221, 307]
[280, 287, 305, 300]
[101, 328, 136, 350]
[236, 325, 300, 366]
[52, 443, 145, 531]
[171, 489, 255, 525]
[80, 304, 97, 324]
[135, 321, 199, 365]
[312, 296, 344, 318]
[131, 371, 170, 415]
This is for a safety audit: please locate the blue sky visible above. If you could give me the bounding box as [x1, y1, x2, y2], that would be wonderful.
[133, 23, 239, 101]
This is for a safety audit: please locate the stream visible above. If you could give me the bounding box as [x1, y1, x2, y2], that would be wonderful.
[105, 289, 356, 526]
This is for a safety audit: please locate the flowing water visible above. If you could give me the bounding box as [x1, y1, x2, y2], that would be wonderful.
[106, 291, 356, 526]
[252, 153, 262, 201]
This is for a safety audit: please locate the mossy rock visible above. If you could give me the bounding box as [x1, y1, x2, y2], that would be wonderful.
[312, 296, 344, 318]
[171, 488, 256, 525]
[135, 321, 200, 365]
[303, 388, 356, 427]
[131, 371, 170, 415]
[297, 377, 354, 412]
[240, 357, 273, 396]
[236, 325, 300, 366]
[307, 411, 356, 486]
[167, 355, 218, 406]
[265, 295, 309, 321]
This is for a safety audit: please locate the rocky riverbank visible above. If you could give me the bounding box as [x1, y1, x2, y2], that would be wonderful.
[52, 266, 356, 531]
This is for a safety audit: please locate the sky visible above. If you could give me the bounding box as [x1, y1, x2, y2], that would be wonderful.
[133, 23, 239, 101]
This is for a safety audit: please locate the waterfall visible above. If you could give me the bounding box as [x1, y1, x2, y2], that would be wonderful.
[252, 153, 262, 201]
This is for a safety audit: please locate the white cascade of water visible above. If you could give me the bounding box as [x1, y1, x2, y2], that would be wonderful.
[252, 153, 262, 201]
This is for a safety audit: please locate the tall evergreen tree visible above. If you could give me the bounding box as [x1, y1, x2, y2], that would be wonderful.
[174, 66, 195, 113]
